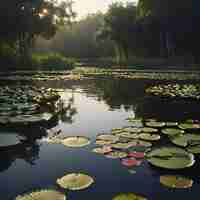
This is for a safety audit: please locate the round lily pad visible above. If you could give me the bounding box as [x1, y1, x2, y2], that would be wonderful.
[146, 147, 195, 169]
[161, 128, 184, 136]
[112, 193, 148, 200]
[95, 140, 114, 146]
[111, 142, 133, 149]
[160, 175, 193, 189]
[146, 122, 165, 128]
[57, 173, 94, 190]
[92, 146, 113, 154]
[112, 128, 124, 134]
[171, 134, 200, 147]
[121, 158, 142, 167]
[96, 134, 119, 143]
[118, 132, 140, 139]
[187, 144, 200, 154]
[166, 122, 178, 127]
[139, 133, 161, 141]
[128, 152, 145, 158]
[16, 189, 66, 200]
[62, 136, 90, 148]
[123, 127, 142, 133]
[106, 151, 128, 159]
[179, 123, 200, 130]
[140, 127, 158, 133]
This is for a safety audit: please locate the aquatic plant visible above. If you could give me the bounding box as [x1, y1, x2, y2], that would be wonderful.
[112, 193, 148, 200]
[57, 173, 94, 190]
[62, 136, 91, 148]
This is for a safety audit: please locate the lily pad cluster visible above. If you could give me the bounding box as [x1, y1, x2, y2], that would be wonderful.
[146, 84, 200, 100]
[0, 85, 60, 125]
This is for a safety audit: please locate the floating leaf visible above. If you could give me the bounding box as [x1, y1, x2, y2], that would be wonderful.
[57, 173, 94, 190]
[112, 193, 148, 200]
[92, 146, 113, 154]
[111, 142, 134, 149]
[106, 151, 128, 159]
[140, 127, 158, 133]
[160, 175, 193, 189]
[161, 128, 184, 136]
[16, 189, 66, 200]
[96, 134, 119, 143]
[146, 122, 165, 128]
[171, 134, 200, 147]
[121, 158, 142, 167]
[62, 136, 90, 148]
[95, 140, 114, 146]
[187, 144, 200, 154]
[118, 132, 140, 139]
[166, 122, 178, 127]
[128, 152, 145, 159]
[139, 133, 161, 141]
[146, 147, 195, 169]
[179, 123, 200, 130]
[123, 127, 142, 133]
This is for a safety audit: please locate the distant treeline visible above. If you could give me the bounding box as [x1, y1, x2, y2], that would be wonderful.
[34, 0, 200, 66]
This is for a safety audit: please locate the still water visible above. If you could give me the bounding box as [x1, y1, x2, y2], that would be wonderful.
[0, 78, 200, 200]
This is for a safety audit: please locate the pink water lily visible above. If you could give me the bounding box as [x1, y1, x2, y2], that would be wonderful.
[121, 158, 142, 167]
[128, 152, 145, 158]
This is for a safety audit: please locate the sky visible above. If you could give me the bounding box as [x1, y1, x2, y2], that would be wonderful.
[73, 0, 138, 19]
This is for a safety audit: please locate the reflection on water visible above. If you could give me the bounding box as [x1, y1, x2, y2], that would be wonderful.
[0, 78, 200, 200]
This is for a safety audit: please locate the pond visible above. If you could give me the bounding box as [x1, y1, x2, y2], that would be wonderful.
[0, 77, 200, 200]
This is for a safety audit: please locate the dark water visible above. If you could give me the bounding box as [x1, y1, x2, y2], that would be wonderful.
[1, 78, 200, 200]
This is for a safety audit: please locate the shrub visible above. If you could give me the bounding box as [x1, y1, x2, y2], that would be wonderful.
[31, 53, 75, 70]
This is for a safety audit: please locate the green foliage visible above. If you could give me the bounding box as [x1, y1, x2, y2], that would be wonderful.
[31, 53, 75, 70]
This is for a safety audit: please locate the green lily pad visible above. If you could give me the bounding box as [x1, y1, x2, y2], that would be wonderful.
[171, 134, 200, 147]
[160, 175, 193, 189]
[16, 189, 66, 200]
[62, 136, 90, 148]
[123, 127, 142, 133]
[161, 128, 184, 136]
[111, 142, 134, 149]
[118, 132, 140, 139]
[112, 193, 148, 200]
[56, 173, 94, 190]
[111, 128, 124, 134]
[140, 127, 158, 133]
[146, 121, 165, 128]
[92, 146, 113, 154]
[179, 123, 200, 130]
[139, 133, 161, 141]
[95, 140, 115, 145]
[187, 144, 200, 154]
[106, 151, 128, 159]
[166, 122, 178, 127]
[96, 134, 119, 143]
[146, 147, 195, 169]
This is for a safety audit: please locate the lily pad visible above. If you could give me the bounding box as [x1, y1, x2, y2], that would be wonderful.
[160, 175, 193, 189]
[106, 151, 128, 159]
[62, 136, 90, 148]
[112, 193, 148, 200]
[179, 123, 200, 130]
[161, 128, 184, 136]
[166, 122, 178, 127]
[56, 173, 94, 190]
[146, 147, 195, 169]
[96, 134, 119, 143]
[139, 133, 161, 141]
[118, 132, 140, 139]
[123, 127, 142, 133]
[111, 142, 134, 149]
[16, 189, 66, 200]
[128, 152, 145, 158]
[187, 144, 200, 154]
[140, 127, 158, 133]
[121, 158, 142, 167]
[92, 146, 113, 154]
[95, 140, 114, 146]
[146, 121, 165, 128]
[171, 134, 200, 147]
